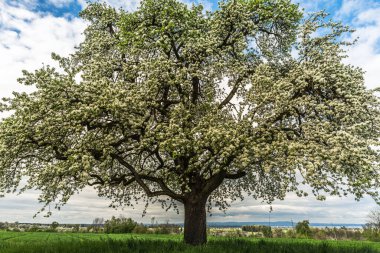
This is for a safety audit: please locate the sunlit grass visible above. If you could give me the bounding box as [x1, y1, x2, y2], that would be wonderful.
[0, 231, 378, 253]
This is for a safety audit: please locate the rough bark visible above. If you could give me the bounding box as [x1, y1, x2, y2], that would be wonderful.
[183, 197, 208, 245]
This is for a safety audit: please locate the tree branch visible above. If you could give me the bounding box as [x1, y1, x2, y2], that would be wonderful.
[218, 76, 244, 109]
[225, 171, 246, 179]
[111, 154, 184, 202]
[191, 76, 200, 104]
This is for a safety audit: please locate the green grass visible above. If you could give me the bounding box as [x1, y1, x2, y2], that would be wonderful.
[0, 231, 379, 253]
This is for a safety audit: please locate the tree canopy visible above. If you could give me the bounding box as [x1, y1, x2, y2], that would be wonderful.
[1, 0, 379, 245]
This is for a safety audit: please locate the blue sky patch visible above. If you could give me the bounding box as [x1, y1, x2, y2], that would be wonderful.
[5, 0, 83, 19]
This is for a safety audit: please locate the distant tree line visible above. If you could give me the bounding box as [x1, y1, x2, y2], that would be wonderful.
[1, 216, 380, 242]
[90, 216, 181, 234]
[242, 225, 273, 237]
[362, 210, 380, 241]
[240, 220, 366, 241]
[104, 216, 139, 233]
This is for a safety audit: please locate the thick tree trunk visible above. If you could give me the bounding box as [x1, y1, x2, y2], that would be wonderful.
[183, 198, 207, 245]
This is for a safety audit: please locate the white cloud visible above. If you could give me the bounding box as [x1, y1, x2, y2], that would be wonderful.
[208, 193, 377, 224]
[1, 187, 376, 224]
[0, 1, 87, 98]
[4, 0, 38, 10]
[336, 0, 361, 18]
[0, 187, 185, 224]
[91, 0, 142, 11]
[294, 0, 380, 89]
[344, 7, 380, 89]
[336, 0, 380, 20]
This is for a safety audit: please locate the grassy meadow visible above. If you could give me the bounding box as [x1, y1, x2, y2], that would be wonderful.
[0, 231, 379, 253]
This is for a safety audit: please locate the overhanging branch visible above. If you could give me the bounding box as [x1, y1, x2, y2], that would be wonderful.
[225, 171, 246, 179]
[218, 74, 251, 109]
[111, 154, 184, 202]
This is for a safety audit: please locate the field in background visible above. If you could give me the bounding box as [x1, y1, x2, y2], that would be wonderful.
[0, 231, 379, 253]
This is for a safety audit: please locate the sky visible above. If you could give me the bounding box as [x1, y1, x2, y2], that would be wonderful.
[0, 0, 379, 225]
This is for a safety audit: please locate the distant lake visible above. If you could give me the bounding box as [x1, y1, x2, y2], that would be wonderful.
[205, 221, 363, 229]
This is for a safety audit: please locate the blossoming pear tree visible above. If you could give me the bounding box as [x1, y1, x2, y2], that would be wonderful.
[1, 0, 379, 245]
